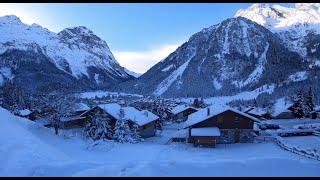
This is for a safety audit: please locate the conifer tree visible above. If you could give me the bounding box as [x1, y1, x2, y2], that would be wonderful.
[291, 92, 305, 119]
[304, 87, 315, 118]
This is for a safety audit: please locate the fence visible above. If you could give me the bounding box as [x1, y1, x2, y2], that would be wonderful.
[273, 135, 320, 161]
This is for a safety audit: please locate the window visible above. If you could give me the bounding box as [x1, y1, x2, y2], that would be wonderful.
[217, 115, 223, 123]
[235, 116, 240, 122]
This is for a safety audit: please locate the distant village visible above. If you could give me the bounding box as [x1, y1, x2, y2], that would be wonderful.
[12, 90, 320, 149]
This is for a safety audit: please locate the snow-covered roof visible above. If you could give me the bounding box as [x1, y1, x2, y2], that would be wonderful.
[75, 103, 90, 112]
[184, 104, 260, 128]
[60, 116, 86, 122]
[191, 127, 221, 137]
[314, 105, 320, 112]
[18, 109, 32, 116]
[247, 108, 267, 116]
[170, 105, 197, 115]
[172, 129, 189, 138]
[97, 103, 159, 126]
[243, 107, 254, 113]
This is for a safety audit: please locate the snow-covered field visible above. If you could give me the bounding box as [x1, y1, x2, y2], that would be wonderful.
[177, 84, 275, 105]
[1, 107, 320, 177]
[284, 136, 320, 153]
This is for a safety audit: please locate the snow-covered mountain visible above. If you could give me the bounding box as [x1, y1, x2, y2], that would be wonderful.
[113, 16, 318, 99]
[0, 15, 135, 94]
[235, 3, 320, 62]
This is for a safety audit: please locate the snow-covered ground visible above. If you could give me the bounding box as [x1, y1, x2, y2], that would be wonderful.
[1, 107, 320, 177]
[265, 119, 320, 129]
[177, 84, 275, 106]
[284, 136, 320, 153]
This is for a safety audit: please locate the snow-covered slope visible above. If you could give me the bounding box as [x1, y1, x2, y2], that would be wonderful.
[235, 3, 320, 57]
[0, 107, 73, 176]
[113, 17, 307, 98]
[0, 15, 134, 93]
[124, 68, 141, 78]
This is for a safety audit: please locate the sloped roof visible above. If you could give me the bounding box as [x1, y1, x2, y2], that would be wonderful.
[246, 108, 267, 116]
[18, 109, 32, 116]
[184, 104, 260, 128]
[97, 103, 159, 126]
[60, 116, 86, 122]
[75, 103, 90, 112]
[170, 105, 197, 115]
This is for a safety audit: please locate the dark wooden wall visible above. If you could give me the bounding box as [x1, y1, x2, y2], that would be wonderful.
[191, 110, 254, 129]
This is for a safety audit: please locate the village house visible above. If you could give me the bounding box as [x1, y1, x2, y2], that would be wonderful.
[59, 116, 89, 129]
[15, 109, 39, 121]
[73, 103, 90, 116]
[36, 114, 90, 129]
[273, 110, 295, 119]
[244, 107, 272, 120]
[81, 103, 159, 138]
[183, 105, 260, 148]
[170, 105, 198, 122]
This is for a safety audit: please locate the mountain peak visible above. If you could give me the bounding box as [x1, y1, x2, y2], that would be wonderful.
[31, 23, 43, 29]
[59, 26, 94, 37]
[0, 15, 22, 24]
[295, 3, 320, 11]
[249, 3, 262, 9]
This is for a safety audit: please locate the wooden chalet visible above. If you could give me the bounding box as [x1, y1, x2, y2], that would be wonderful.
[59, 116, 89, 129]
[245, 108, 272, 120]
[82, 103, 159, 138]
[183, 105, 260, 148]
[170, 105, 198, 122]
[73, 103, 90, 116]
[15, 109, 39, 121]
[274, 110, 295, 119]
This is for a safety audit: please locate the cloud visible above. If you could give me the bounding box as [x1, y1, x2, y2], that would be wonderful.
[113, 43, 181, 74]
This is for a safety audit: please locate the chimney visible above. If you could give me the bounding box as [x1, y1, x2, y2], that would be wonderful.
[207, 107, 210, 116]
[144, 110, 148, 117]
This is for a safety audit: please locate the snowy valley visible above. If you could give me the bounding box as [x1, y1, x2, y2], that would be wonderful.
[1, 3, 320, 177]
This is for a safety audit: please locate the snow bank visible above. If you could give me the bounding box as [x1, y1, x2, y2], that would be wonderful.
[0, 107, 72, 176]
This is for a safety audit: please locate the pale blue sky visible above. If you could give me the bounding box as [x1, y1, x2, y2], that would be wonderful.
[0, 3, 294, 73]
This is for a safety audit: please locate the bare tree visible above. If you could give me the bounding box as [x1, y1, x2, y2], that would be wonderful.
[36, 90, 79, 135]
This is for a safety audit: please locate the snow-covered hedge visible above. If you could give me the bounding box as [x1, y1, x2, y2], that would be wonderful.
[296, 124, 320, 130]
[273, 135, 320, 161]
